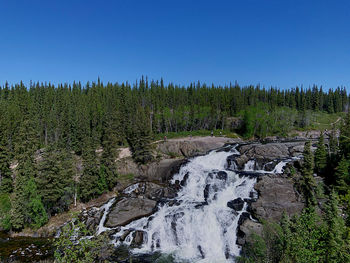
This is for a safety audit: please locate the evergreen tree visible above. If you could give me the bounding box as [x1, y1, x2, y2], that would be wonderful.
[323, 191, 350, 263]
[334, 155, 350, 195]
[300, 141, 316, 206]
[0, 132, 12, 193]
[79, 141, 101, 202]
[127, 106, 153, 164]
[340, 109, 350, 157]
[37, 147, 74, 215]
[25, 177, 48, 229]
[314, 132, 327, 176]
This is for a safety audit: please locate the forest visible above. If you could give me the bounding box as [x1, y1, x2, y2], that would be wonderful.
[0, 77, 349, 245]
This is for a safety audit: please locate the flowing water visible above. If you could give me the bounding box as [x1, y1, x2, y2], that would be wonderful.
[111, 145, 262, 262]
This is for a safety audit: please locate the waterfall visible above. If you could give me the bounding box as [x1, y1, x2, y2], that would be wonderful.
[112, 146, 257, 262]
[96, 197, 115, 235]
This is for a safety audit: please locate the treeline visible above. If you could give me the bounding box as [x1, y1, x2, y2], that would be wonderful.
[240, 111, 350, 263]
[0, 78, 349, 232]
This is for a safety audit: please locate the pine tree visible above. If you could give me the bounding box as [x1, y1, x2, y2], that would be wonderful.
[340, 110, 350, 157]
[79, 140, 101, 202]
[127, 106, 153, 164]
[334, 155, 350, 195]
[0, 132, 12, 193]
[323, 191, 350, 263]
[314, 133, 327, 176]
[11, 117, 39, 230]
[300, 141, 316, 206]
[25, 177, 48, 229]
[11, 158, 35, 230]
[37, 147, 74, 215]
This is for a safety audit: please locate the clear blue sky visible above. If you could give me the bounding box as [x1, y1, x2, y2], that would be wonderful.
[1, 0, 349, 90]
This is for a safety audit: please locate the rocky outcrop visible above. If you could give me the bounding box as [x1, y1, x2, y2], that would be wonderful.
[237, 220, 263, 246]
[156, 137, 238, 157]
[237, 173, 304, 246]
[251, 174, 304, 221]
[105, 198, 157, 227]
[116, 137, 239, 184]
[236, 141, 305, 169]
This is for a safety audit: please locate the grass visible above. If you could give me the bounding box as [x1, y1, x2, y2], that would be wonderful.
[307, 112, 345, 131]
[117, 173, 135, 181]
[153, 129, 240, 140]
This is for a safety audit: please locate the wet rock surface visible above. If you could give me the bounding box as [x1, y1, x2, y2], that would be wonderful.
[105, 198, 157, 227]
[251, 174, 304, 221]
[227, 198, 244, 211]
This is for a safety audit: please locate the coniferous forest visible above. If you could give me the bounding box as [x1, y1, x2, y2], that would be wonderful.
[0, 78, 350, 262]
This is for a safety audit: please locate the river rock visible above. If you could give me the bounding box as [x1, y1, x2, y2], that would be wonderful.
[216, 171, 228, 180]
[251, 175, 304, 221]
[131, 231, 145, 247]
[105, 198, 157, 227]
[227, 198, 244, 211]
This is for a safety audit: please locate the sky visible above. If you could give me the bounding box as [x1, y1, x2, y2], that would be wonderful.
[0, 0, 350, 90]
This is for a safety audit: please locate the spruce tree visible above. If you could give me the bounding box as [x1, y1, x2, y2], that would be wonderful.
[127, 106, 153, 164]
[314, 133, 327, 176]
[79, 140, 101, 202]
[334, 155, 350, 195]
[340, 109, 350, 158]
[0, 132, 12, 193]
[300, 141, 316, 206]
[25, 177, 48, 229]
[323, 191, 350, 263]
[37, 147, 74, 215]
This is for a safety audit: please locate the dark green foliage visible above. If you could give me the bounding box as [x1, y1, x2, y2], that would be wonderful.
[240, 205, 350, 263]
[299, 141, 317, 206]
[340, 110, 350, 157]
[0, 133, 12, 193]
[323, 192, 350, 263]
[314, 133, 327, 176]
[25, 177, 48, 229]
[79, 147, 101, 202]
[334, 155, 350, 195]
[37, 147, 74, 215]
[0, 193, 11, 230]
[127, 106, 153, 164]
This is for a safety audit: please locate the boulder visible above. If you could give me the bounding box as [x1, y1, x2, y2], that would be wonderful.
[237, 219, 263, 246]
[124, 182, 176, 201]
[105, 198, 157, 227]
[216, 171, 228, 180]
[251, 175, 304, 221]
[227, 198, 244, 211]
[131, 231, 145, 247]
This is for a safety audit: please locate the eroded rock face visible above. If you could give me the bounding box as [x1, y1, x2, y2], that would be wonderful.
[239, 141, 304, 158]
[251, 174, 304, 221]
[156, 137, 237, 158]
[105, 198, 157, 227]
[236, 142, 305, 169]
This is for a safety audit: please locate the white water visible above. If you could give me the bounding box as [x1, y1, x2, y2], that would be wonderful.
[96, 197, 115, 235]
[113, 146, 257, 262]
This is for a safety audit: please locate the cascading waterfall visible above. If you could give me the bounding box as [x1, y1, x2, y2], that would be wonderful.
[112, 145, 257, 262]
[96, 197, 116, 235]
[94, 144, 297, 262]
